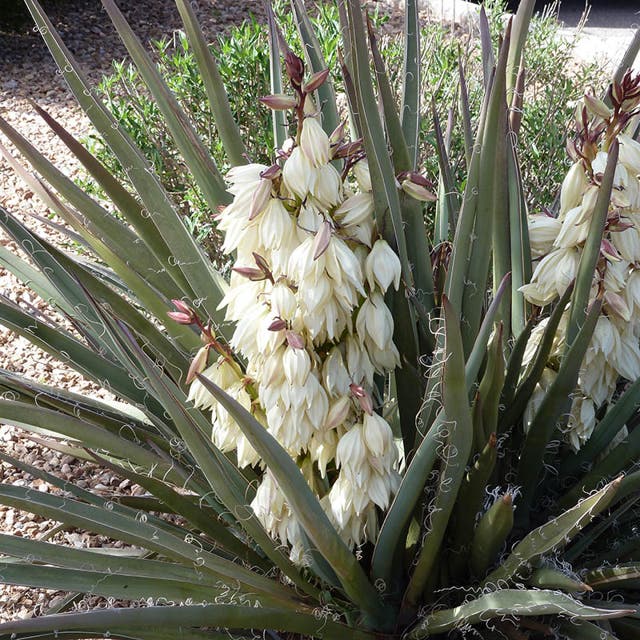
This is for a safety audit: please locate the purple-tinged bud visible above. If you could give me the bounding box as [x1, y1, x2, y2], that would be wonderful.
[604, 290, 632, 322]
[284, 51, 305, 86]
[232, 266, 267, 281]
[253, 252, 271, 274]
[285, 330, 306, 350]
[268, 317, 288, 332]
[333, 139, 364, 159]
[329, 120, 347, 145]
[260, 163, 282, 180]
[167, 311, 193, 324]
[601, 238, 622, 262]
[259, 93, 298, 110]
[583, 93, 612, 120]
[249, 178, 272, 220]
[349, 382, 373, 415]
[401, 178, 437, 202]
[326, 396, 351, 428]
[312, 220, 333, 260]
[168, 299, 196, 324]
[186, 345, 210, 384]
[302, 68, 330, 94]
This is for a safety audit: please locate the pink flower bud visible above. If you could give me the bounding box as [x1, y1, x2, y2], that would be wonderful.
[168, 299, 196, 324]
[259, 93, 298, 110]
[333, 139, 364, 159]
[249, 178, 272, 220]
[260, 163, 282, 180]
[232, 266, 267, 281]
[584, 93, 612, 120]
[329, 120, 347, 145]
[186, 345, 210, 384]
[284, 51, 305, 86]
[302, 68, 330, 94]
[268, 317, 288, 332]
[285, 330, 305, 349]
[312, 220, 332, 260]
[601, 238, 622, 262]
[167, 311, 193, 324]
[401, 178, 437, 202]
[349, 382, 373, 415]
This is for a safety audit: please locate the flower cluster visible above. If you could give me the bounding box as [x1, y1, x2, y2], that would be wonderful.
[185, 57, 408, 560]
[522, 71, 640, 450]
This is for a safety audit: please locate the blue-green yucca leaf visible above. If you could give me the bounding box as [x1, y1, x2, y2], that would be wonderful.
[431, 102, 460, 243]
[402, 296, 474, 610]
[366, 15, 411, 173]
[0, 208, 191, 383]
[564, 493, 640, 563]
[478, 6, 495, 92]
[371, 408, 448, 591]
[401, 0, 420, 169]
[507, 141, 531, 338]
[483, 476, 621, 587]
[174, 0, 248, 166]
[265, 2, 287, 151]
[0, 605, 376, 640]
[565, 139, 619, 349]
[517, 297, 602, 514]
[100, 0, 228, 208]
[289, 0, 340, 139]
[195, 373, 393, 629]
[21, 102, 189, 303]
[585, 563, 640, 589]
[0, 562, 227, 605]
[0, 297, 160, 411]
[0, 132, 197, 351]
[0, 449, 215, 547]
[0, 533, 210, 583]
[407, 589, 632, 638]
[0, 400, 178, 480]
[88, 450, 269, 567]
[1, 104, 172, 293]
[458, 60, 473, 168]
[465, 272, 511, 393]
[560, 425, 640, 510]
[444, 66, 490, 318]
[557, 619, 622, 640]
[0, 484, 303, 609]
[0, 369, 158, 438]
[23, 0, 230, 332]
[460, 19, 511, 356]
[505, 0, 536, 105]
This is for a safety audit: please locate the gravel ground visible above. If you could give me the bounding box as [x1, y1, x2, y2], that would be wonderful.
[0, 0, 288, 622]
[0, 0, 637, 625]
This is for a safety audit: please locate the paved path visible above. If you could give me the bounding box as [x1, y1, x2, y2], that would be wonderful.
[554, 0, 639, 72]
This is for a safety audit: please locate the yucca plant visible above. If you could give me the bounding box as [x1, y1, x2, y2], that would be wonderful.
[1, 0, 640, 638]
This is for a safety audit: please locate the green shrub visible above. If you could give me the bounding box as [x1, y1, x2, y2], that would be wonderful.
[78, 1, 600, 257]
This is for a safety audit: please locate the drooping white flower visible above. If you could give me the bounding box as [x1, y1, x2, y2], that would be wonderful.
[282, 146, 315, 199]
[300, 116, 330, 167]
[528, 214, 562, 257]
[365, 239, 402, 293]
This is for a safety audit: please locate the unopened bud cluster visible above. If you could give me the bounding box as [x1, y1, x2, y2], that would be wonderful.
[186, 60, 406, 560]
[522, 71, 640, 450]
